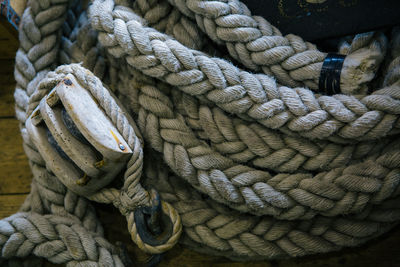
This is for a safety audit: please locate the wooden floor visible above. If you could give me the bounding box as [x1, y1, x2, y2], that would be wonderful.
[1, 19, 400, 267]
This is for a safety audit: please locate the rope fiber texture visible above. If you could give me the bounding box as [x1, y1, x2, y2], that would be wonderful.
[2, 0, 400, 265]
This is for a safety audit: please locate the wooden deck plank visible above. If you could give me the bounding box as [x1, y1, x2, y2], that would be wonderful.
[0, 21, 18, 43]
[0, 118, 32, 194]
[0, 194, 27, 218]
[0, 59, 15, 72]
[0, 21, 18, 56]
[0, 40, 18, 59]
[0, 83, 16, 117]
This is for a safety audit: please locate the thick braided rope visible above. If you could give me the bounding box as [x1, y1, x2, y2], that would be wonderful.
[5, 0, 400, 263]
[56, 10, 397, 219]
[118, 68, 389, 174]
[89, 0, 400, 142]
[0, 213, 124, 266]
[14, 0, 70, 122]
[72, 7, 400, 256]
[169, 92, 389, 172]
[109, 29, 389, 175]
[142, 157, 400, 260]
[3, 2, 122, 265]
[116, 67, 400, 218]
[12, 0, 106, 233]
[9, 0, 158, 263]
[167, 0, 387, 94]
[118, 13, 398, 174]
[133, 0, 210, 51]
[105, 0, 388, 96]
[13, 0, 72, 215]
[14, 0, 182, 257]
[83, 0, 400, 221]
[96, 10, 400, 218]
[43, 0, 400, 255]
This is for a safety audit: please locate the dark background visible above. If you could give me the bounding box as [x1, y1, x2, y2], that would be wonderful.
[242, 0, 400, 42]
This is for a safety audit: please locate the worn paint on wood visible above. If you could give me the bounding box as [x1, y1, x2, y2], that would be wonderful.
[10, 0, 26, 17]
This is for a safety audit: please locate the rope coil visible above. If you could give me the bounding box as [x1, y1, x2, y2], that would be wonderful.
[1, 0, 400, 265]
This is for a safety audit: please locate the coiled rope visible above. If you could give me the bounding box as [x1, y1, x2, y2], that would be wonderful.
[1, 0, 400, 265]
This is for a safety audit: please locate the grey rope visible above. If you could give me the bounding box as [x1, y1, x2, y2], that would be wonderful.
[0, 213, 124, 266]
[167, 0, 387, 94]
[89, 0, 400, 142]
[143, 154, 400, 259]
[2, 0, 400, 265]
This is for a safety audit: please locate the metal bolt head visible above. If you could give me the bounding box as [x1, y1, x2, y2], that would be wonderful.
[63, 78, 73, 86]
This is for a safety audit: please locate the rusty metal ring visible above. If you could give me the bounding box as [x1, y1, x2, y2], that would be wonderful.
[134, 191, 173, 247]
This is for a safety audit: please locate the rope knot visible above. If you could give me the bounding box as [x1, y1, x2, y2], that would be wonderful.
[117, 189, 148, 215]
[126, 189, 183, 255]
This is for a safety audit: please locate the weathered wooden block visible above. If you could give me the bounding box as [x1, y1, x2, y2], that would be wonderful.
[26, 75, 132, 196]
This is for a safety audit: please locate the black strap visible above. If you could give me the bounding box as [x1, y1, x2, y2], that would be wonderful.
[319, 53, 346, 95]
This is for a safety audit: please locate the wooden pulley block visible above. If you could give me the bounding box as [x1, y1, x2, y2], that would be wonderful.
[26, 75, 133, 196]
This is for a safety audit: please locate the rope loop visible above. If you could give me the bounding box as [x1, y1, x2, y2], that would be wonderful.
[134, 190, 175, 246]
[128, 198, 183, 254]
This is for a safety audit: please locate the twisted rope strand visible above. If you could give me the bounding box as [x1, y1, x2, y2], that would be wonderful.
[118, 69, 389, 174]
[12, 0, 106, 239]
[8, 0, 180, 261]
[67, 0, 400, 242]
[119, 68, 400, 218]
[89, 0, 400, 142]
[143, 158, 400, 259]
[0, 213, 124, 266]
[167, 0, 387, 94]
